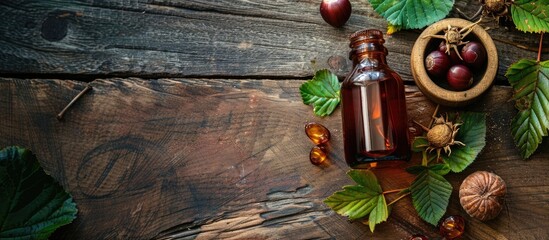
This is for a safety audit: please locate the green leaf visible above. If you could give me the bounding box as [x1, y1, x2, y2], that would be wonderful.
[506, 59, 549, 158]
[440, 112, 486, 172]
[412, 137, 429, 152]
[368, 195, 388, 232]
[323, 170, 388, 231]
[324, 185, 382, 221]
[410, 169, 452, 226]
[406, 165, 427, 175]
[368, 0, 454, 30]
[300, 69, 341, 117]
[0, 146, 77, 240]
[428, 164, 451, 176]
[511, 0, 549, 33]
[407, 164, 450, 176]
[347, 170, 382, 193]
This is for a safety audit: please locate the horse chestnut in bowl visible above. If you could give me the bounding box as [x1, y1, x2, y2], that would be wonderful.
[461, 41, 486, 70]
[425, 50, 451, 78]
[439, 41, 463, 65]
[411, 18, 498, 107]
[447, 65, 473, 91]
[320, 0, 352, 28]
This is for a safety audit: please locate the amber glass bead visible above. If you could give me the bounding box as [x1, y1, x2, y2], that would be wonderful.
[439, 215, 465, 239]
[305, 122, 330, 145]
[310, 146, 327, 165]
[409, 234, 428, 240]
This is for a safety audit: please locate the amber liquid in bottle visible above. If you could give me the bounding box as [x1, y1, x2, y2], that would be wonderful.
[341, 29, 410, 168]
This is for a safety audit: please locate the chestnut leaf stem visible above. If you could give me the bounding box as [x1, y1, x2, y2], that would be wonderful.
[387, 192, 411, 207]
[421, 150, 428, 167]
[538, 32, 544, 63]
[382, 188, 408, 195]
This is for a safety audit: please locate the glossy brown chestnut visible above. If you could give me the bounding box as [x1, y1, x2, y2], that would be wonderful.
[461, 41, 486, 70]
[447, 65, 473, 91]
[439, 41, 463, 65]
[425, 50, 451, 78]
[320, 0, 352, 28]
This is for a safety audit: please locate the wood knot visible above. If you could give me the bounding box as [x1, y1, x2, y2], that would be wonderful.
[41, 13, 70, 41]
[327, 55, 347, 72]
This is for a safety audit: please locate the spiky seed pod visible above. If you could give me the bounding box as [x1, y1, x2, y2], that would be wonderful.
[445, 27, 462, 44]
[484, 0, 506, 14]
[426, 124, 453, 148]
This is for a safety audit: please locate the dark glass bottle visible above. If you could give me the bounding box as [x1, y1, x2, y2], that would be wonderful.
[341, 29, 410, 168]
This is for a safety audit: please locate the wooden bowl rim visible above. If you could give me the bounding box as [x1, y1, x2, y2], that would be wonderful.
[411, 18, 498, 107]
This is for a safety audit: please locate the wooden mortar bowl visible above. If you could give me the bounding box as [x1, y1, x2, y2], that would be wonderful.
[411, 18, 498, 107]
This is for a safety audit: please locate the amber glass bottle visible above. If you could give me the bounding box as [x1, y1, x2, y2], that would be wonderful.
[341, 29, 410, 168]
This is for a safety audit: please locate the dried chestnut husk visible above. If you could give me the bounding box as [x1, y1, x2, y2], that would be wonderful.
[459, 171, 506, 221]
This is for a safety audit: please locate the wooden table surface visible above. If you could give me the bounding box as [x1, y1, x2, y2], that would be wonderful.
[2, 1, 549, 239]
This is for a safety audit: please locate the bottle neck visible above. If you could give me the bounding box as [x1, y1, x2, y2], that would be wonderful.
[348, 29, 389, 67]
[351, 51, 387, 67]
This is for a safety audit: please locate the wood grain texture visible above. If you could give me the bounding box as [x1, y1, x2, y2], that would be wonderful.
[0, 0, 547, 82]
[1, 78, 549, 239]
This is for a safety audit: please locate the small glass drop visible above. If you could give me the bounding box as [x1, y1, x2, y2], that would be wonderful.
[305, 122, 331, 145]
[310, 146, 327, 165]
[409, 234, 428, 240]
[439, 215, 465, 239]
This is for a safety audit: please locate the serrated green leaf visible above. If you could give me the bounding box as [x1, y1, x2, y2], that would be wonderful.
[410, 169, 452, 226]
[429, 164, 451, 176]
[347, 170, 382, 193]
[324, 170, 388, 231]
[511, 0, 549, 33]
[324, 185, 382, 220]
[300, 69, 341, 117]
[0, 146, 78, 240]
[368, 195, 388, 232]
[441, 112, 486, 172]
[506, 59, 549, 158]
[442, 146, 477, 172]
[368, 0, 454, 30]
[406, 165, 427, 175]
[412, 137, 429, 152]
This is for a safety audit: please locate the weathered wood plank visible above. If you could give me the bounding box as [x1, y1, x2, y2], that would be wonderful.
[0, 0, 547, 82]
[1, 77, 548, 239]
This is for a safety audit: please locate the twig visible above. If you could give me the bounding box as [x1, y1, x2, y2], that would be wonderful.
[493, 38, 549, 53]
[428, 104, 440, 128]
[456, 6, 483, 21]
[412, 104, 440, 133]
[56, 84, 93, 121]
[538, 32, 544, 63]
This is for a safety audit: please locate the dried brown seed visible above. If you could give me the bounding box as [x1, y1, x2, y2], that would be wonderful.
[459, 171, 506, 221]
